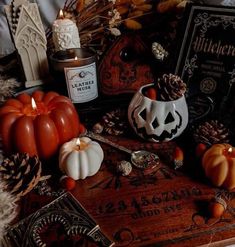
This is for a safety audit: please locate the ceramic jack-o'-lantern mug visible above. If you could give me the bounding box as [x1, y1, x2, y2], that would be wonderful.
[128, 83, 188, 142]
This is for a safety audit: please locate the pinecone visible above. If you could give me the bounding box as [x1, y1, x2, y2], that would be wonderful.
[193, 120, 230, 146]
[156, 73, 186, 101]
[92, 108, 128, 136]
[0, 153, 42, 197]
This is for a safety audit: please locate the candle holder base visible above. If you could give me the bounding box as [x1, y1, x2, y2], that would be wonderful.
[25, 80, 44, 88]
[24, 74, 53, 88]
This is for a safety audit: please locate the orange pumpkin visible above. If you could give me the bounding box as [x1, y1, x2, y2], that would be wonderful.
[0, 91, 82, 159]
[202, 143, 235, 190]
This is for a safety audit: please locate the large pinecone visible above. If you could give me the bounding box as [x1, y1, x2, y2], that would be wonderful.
[193, 120, 230, 146]
[0, 153, 42, 197]
[156, 73, 186, 101]
[92, 108, 128, 136]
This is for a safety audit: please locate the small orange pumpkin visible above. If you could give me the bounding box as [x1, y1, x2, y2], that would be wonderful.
[202, 143, 235, 190]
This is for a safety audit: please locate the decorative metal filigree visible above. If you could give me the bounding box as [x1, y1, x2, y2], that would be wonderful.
[194, 12, 235, 37]
[219, 67, 235, 122]
[183, 54, 198, 78]
[4, 192, 114, 247]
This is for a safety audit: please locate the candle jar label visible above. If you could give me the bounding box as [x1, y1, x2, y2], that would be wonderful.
[64, 62, 98, 103]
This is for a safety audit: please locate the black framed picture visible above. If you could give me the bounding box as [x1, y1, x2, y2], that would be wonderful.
[175, 4, 235, 125]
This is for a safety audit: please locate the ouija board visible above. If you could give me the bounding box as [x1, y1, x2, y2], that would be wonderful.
[11, 136, 235, 247]
[72, 137, 235, 247]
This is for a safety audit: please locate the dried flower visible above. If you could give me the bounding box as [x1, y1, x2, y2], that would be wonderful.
[156, 0, 185, 13]
[57, 0, 153, 54]
[124, 19, 142, 29]
[152, 42, 169, 61]
[109, 8, 122, 27]
[115, 0, 153, 30]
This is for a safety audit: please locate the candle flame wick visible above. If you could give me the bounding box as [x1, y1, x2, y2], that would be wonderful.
[74, 56, 78, 61]
[59, 9, 64, 19]
[76, 138, 81, 150]
[228, 147, 233, 153]
[31, 98, 37, 110]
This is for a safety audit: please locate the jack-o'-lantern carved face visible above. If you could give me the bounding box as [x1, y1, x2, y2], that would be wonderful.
[128, 84, 188, 142]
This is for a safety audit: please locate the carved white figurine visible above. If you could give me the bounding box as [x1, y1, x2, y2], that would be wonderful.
[5, 0, 49, 88]
[52, 10, 81, 51]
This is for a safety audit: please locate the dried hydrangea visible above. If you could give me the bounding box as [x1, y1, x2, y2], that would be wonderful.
[152, 42, 169, 61]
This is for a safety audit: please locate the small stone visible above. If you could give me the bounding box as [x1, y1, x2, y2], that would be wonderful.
[92, 122, 104, 134]
[117, 161, 132, 176]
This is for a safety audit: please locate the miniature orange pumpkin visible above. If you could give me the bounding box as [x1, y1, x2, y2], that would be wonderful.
[202, 143, 235, 190]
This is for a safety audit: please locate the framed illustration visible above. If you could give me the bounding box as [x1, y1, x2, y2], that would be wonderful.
[175, 4, 235, 125]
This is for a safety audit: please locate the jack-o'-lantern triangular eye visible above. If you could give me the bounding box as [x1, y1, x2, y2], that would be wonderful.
[139, 109, 147, 120]
[152, 118, 159, 128]
[164, 112, 174, 124]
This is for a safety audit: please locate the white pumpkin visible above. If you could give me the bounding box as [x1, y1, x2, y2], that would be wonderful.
[128, 83, 188, 142]
[59, 137, 104, 180]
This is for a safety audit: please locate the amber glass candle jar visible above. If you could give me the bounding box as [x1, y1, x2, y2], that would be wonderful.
[50, 48, 98, 104]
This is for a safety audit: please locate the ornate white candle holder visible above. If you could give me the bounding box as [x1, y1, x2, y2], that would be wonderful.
[52, 10, 81, 51]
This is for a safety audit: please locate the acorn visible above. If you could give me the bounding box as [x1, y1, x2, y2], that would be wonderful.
[208, 196, 227, 218]
[173, 146, 184, 170]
